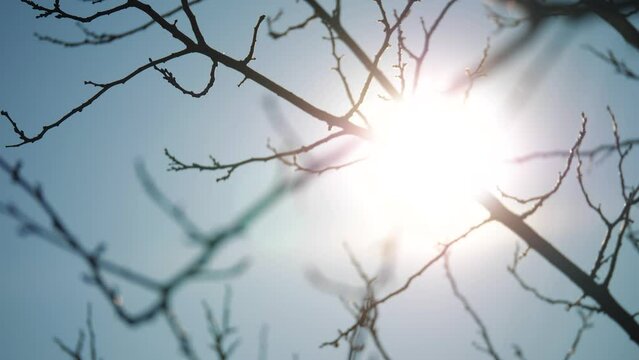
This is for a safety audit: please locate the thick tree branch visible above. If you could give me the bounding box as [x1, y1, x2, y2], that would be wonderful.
[302, 0, 403, 100]
[477, 191, 639, 345]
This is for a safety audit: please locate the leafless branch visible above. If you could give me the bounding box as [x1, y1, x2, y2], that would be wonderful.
[153, 59, 217, 98]
[444, 253, 501, 360]
[274, 153, 367, 176]
[323, 218, 492, 350]
[164, 130, 350, 181]
[477, 190, 639, 345]
[135, 162, 203, 242]
[302, 0, 414, 100]
[568, 108, 639, 284]
[0, 154, 312, 334]
[378, 218, 492, 305]
[498, 113, 588, 219]
[322, 24, 370, 126]
[563, 310, 594, 360]
[584, 45, 639, 80]
[318, 242, 392, 360]
[508, 244, 601, 312]
[54, 330, 85, 360]
[243, 15, 267, 64]
[398, 0, 459, 92]
[267, 10, 319, 40]
[164, 305, 200, 360]
[21, 0, 133, 22]
[35, 0, 208, 47]
[2, 49, 190, 147]
[180, 0, 206, 45]
[508, 138, 639, 163]
[464, 37, 491, 102]
[5, 0, 371, 147]
[54, 304, 101, 360]
[86, 304, 98, 360]
[203, 286, 241, 360]
[6, 0, 639, 357]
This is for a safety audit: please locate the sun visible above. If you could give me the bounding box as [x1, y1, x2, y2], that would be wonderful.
[362, 86, 513, 234]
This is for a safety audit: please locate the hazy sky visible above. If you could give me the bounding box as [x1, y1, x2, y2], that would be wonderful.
[1, 1, 638, 359]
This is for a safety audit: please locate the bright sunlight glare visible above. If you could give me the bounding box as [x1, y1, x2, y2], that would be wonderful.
[366, 86, 513, 223]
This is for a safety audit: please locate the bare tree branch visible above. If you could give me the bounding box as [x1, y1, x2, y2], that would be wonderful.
[584, 45, 639, 80]
[508, 244, 601, 312]
[54, 304, 101, 360]
[2, 49, 190, 147]
[204, 286, 241, 360]
[164, 130, 351, 181]
[499, 114, 588, 219]
[153, 59, 217, 98]
[399, 0, 459, 92]
[444, 253, 501, 360]
[35, 0, 209, 47]
[267, 10, 318, 40]
[563, 310, 594, 360]
[477, 191, 639, 345]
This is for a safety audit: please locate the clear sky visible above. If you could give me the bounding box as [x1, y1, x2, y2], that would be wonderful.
[1, 1, 638, 359]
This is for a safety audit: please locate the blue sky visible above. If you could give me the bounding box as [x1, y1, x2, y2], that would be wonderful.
[1, 1, 639, 359]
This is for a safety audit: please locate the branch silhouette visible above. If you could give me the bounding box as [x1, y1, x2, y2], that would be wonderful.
[3, 0, 639, 358]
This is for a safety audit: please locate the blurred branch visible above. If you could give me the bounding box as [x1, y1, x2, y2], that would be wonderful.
[164, 305, 200, 360]
[318, 242, 393, 360]
[464, 37, 491, 102]
[258, 324, 269, 360]
[323, 218, 492, 350]
[0, 153, 326, 353]
[6, 0, 639, 357]
[584, 45, 639, 80]
[54, 304, 100, 360]
[508, 139, 639, 163]
[203, 286, 241, 360]
[136, 162, 203, 241]
[629, 229, 639, 254]
[1, 137, 355, 353]
[55, 331, 86, 360]
[86, 304, 98, 360]
[451, 0, 639, 94]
